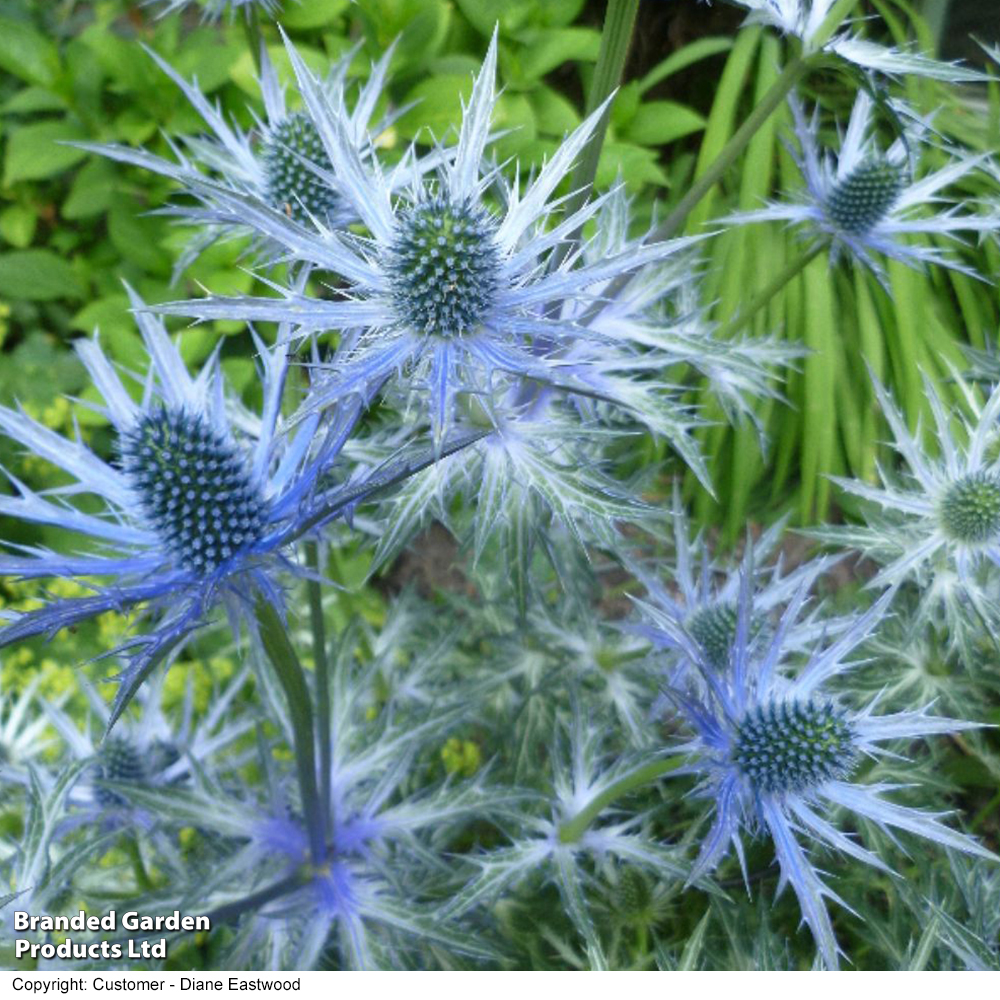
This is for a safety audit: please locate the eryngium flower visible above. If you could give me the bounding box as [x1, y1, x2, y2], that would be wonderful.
[654, 575, 996, 968]
[39, 668, 251, 829]
[152, 34, 702, 447]
[728, 92, 994, 279]
[724, 1, 987, 81]
[0, 292, 358, 726]
[628, 488, 842, 677]
[83, 43, 395, 275]
[808, 368, 1000, 653]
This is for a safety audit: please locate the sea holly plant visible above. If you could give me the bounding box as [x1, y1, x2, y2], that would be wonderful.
[725, 91, 996, 282]
[808, 367, 1000, 665]
[82, 41, 404, 278]
[0, 0, 997, 974]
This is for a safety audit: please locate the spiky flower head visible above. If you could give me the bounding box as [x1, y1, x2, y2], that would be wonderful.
[82, 42, 398, 275]
[824, 158, 904, 234]
[14, 668, 252, 835]
[150, 32, 710, 458]
[262, 112, 342, 225]
[386, 195, 502, 338]
[732, 699, 858, 794]
[726, 92, 995, 281]
[628, 487, 841, 682]
[809, 367, 1000, 658]
[651, 570, 995, 969]
[0, 289, 366, 727]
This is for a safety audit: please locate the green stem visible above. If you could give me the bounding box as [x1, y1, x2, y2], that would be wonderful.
[558, 757, 682, 844]
[713, 239, 828, 341]
[203, 871, 311, 926]
[254, 596, 325, 863]
[125, 835, 152, 892]
[243, 5, 264, 75]
[304, 539, 332, 833]
[588, 53, 813, 316]
[654, 55, 809, 244]
[549, 0, 640, 273]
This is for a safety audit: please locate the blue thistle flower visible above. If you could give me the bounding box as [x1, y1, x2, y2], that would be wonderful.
[0, 291, 363, 727]
[82, 42, 398, 276]
[727, 92, 995, 280]
[628, 488, 843, 680]
[36, 668, 252, 831]
[648, 573, 997, 968]
[150, 32, 705, 450]
[112, 637, 510, 970]
[809, 366, 1000, 653]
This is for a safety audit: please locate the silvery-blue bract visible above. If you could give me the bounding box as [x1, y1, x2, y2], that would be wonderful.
[37, 668, 251, 831]
[725, 0, 987, 81]
[628, 488, 845, 681]
[106, 624, 512, 970]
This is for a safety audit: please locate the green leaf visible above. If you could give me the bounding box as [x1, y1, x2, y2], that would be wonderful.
[229, 44, 329, 99]
[514, 28, 601, 84]
[493, 93, 537, 158]
[622, 101, 706, 146]
[0, 205, 38, 248]
[280, 0, 350, 29]
[637, 36, 733, 95]
[0, 249, 85, 301]
[596, 142, 669, 189]
[70, 295, 142, 363]
[62, 158, 116, 220]
[355, 0, 450, 65]
[539, 0, 586, 28]
[531, 85, 581, 136]
[0, 16, 59, 87]
[171, 32, 244, 93]
[2, 86, 66, 114]
[396, 74, 472, 141]
[3, 119, 87, 184]
[455, 0, 533, 36]
[108, 197, 171, 274]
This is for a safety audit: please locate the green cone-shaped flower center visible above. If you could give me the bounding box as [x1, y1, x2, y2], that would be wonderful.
[687, 603, 740, 670]
[263, 113, 339, 224]
[122, 407, 267, 576]
[387, 196, 501, 338]
[733, 700, 857, 795]
[686, 602, 768, 671]
[826, 159, 903, 235]
[939, 472, 1000, 544]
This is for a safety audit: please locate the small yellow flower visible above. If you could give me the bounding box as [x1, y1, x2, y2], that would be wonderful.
[441, 737, 481, 778]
